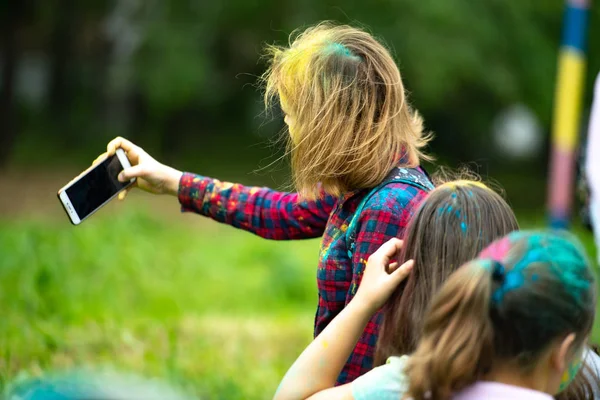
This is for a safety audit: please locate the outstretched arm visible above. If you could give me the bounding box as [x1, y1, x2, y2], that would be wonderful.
[178, 174, 334, 240]
[101, 137, 335, 240]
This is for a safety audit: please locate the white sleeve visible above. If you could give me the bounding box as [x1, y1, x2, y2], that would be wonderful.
[585, 72, 600, 264]
[351, 356, 410, 400]
[585, 73, 600, 188]
[583, 347, 600, 398]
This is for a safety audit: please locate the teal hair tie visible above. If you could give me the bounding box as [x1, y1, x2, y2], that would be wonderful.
[491, 260, 526, 304]
[491, 261, 505, 283]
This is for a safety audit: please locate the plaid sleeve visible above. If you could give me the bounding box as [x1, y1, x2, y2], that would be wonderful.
[338, 184, 428, 384]
[177, 172, 335, 240]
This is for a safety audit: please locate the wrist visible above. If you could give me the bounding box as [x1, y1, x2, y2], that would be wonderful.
[347, 296, 379, 320]
[164, 166, 183, 196]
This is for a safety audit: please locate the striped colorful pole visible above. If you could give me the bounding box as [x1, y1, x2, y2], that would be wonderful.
[548, 0, 590, 229]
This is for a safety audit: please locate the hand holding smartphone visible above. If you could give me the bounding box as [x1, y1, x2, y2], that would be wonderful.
[57, 148, 136, 225]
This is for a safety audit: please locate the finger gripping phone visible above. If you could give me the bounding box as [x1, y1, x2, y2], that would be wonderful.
[57, 148, 136, 225]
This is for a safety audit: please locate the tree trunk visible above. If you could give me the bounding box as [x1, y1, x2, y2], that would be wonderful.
[0, 6, 19, 167]
[48, 0, 75, 115]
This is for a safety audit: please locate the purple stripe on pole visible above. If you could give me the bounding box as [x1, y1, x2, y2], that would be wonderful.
[548, 146, 577, 228]
[568, 0, 590, 7]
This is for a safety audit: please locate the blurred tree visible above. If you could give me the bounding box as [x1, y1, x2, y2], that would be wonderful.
[4, 0, 600, 200]
[104, 0, 142, 138]
[0, 1, 32, 166]
[48, 0, 75, 115]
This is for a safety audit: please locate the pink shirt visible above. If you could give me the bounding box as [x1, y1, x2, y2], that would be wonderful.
[352, 356, 556, 400]
[454, 382, 553, 400]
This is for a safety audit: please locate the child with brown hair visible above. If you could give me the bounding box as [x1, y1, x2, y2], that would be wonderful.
[98, 21, 434, 383]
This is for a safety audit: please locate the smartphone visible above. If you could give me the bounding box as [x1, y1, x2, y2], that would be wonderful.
[57, 148, 136, 225]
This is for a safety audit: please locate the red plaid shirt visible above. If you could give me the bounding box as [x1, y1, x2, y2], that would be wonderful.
[178, 170, 429, 384]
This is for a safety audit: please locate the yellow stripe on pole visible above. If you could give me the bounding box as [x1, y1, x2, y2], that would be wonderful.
[552, 48, 586, 151]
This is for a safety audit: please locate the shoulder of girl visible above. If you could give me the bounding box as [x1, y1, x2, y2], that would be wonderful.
[584, 347, 600, 373]
[360, 183, 426, 214]
[351, 356, 410, 400]
[386, 355, 410, 371]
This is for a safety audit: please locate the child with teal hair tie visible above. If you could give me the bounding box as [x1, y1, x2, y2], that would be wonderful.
[405, 230, 599, 399]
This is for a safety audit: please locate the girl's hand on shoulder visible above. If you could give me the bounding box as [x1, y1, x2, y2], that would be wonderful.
[354, 238, 414, 312]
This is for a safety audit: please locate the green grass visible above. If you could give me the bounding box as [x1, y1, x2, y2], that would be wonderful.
[0, 207, 599, 399]
[0, 207, 320, 399]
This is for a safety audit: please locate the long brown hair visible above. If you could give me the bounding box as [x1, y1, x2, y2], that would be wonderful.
[405, 231, 597, 400]
[261, 22, 432, 199]
[374, 180, 519, 365]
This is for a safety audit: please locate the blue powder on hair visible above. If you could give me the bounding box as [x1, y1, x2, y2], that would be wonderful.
[325, 43, 355, 58]
[455, 210, 461, 218]
[460, 221, 467, 232]
[437, 204, 449, 216]
[504, 270, 525, 291]
[490, 231, 592, 305]
[451, 192, 457, 199]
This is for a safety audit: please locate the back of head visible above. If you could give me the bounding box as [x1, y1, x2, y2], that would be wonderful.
[262, 22, 431, 199]
[405, 231, 597, 400]
[375, 179, 518, 364]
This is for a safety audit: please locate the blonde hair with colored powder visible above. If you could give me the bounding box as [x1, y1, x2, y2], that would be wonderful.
[261, 22, 432, 199]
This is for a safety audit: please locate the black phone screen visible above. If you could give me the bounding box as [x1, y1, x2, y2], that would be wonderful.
[66, 154, 130, 220]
